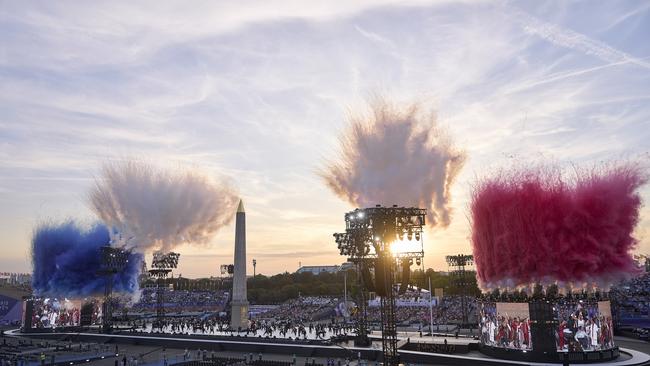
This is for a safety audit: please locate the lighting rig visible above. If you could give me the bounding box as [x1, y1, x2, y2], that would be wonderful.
[334, 204, 425, 366]
[148, 251, 180, 328]
[220, 264, 235, 276]
[445, 254, 473, 325]
[98, 246, 130, 333]
[334, 230, 372, 347]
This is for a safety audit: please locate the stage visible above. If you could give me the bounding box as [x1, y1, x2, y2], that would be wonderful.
[5, 329, 650, 366]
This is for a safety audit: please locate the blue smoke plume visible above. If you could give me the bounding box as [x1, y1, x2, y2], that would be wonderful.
[31, 221, 142, 297]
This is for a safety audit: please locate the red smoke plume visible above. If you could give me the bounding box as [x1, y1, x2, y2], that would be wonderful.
[470, 164, 646, 291]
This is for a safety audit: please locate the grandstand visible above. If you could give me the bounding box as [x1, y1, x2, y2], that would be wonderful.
[0, 283, 28, 326]
[611, 272, 650, 330]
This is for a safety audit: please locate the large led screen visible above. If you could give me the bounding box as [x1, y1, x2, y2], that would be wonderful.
[555, 300, 615, 352]
[30, 298, 86, 328]
[479, 302, 532, 351]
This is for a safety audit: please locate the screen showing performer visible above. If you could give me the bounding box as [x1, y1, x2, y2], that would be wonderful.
[31, 298, 82, 328]
[555, 300, 615, 352]
[480, 302, 532, 351]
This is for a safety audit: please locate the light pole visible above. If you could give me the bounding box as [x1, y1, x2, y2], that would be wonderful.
[252, 259, 257, 277]
[344, 270, 348, 312]
[429, 276, 434, 339]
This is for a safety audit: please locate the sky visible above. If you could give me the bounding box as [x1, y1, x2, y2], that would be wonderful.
[1, 0, 649, 278]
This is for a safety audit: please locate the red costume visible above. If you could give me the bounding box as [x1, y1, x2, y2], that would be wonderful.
[558, 322, 566, 349]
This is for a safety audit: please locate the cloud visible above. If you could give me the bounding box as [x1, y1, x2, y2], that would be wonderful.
[514, 7, 650, 69]
[1, 0, 649, 275]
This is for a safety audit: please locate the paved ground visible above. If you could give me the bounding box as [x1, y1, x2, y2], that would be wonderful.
[2, 328, 649, 366]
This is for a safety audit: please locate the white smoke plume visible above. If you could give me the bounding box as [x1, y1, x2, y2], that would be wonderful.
[321, 100, 466, 228]
[89, 160, 239, 252]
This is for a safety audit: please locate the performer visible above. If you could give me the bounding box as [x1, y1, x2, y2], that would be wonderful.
[488, 316, 496, 345]
[497, 319, 507, 347]
[511, 317, 520, 349]
[588, 318, 600, 350]
[481, 315, 489, 344]
[575, 326, 589, 350]
[558, 320, 567, 350]
[522, 317, 530, 349]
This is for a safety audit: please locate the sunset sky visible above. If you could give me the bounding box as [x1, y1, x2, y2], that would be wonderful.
[1, 1, 649, 278]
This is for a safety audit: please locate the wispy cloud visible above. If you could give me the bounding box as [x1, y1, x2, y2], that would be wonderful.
[1, 0, 649, 275]
[514, 7, 650, 69]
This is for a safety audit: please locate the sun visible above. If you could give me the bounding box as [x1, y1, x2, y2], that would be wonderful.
[390, 239, 422, 255]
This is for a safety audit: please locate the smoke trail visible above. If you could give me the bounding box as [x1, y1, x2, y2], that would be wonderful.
[31, 221, 142, 297]
[470, 163, 647, 292]
[321, 100, 466, 227]
[89, 161, 239, 252]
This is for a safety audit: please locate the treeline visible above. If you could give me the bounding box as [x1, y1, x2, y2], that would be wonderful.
[245, 268, 481, 305]
[248, 271, 350, 304]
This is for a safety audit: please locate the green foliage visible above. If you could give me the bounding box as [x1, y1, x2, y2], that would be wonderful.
[410, 268, 481, 297]
[246, 267, 480, 304]
[247, 270, 357, 304]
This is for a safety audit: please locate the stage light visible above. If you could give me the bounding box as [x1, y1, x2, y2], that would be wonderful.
[151, 251, 180, 269]
[415, 232, 420, 241]
[333, 205, 426, 366]
[390, 240, 422, 255]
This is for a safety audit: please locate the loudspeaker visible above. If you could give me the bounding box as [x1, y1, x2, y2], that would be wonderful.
[22, 298, 34, 330]
[374, 257, 388, 297]
[80, 302, 94, 326]
[398, 259, 410, 294]
[529, 301, 554, 322]
[529, 301, 557, 353]
[361, 263, 375, 292]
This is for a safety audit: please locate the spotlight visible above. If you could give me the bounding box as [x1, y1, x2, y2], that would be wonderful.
[357, 212, 364, 218]
[415, 232, 420, 241]
[416, 258, 421, 266]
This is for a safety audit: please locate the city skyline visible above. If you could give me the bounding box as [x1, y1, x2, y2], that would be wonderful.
[1, 1, 649, 278]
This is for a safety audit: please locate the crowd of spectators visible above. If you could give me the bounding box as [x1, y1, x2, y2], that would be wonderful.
[246, 294, 477, 327]
[129, 289, 230, 313]
[610, 272, 650, 319]
[365, 295, 477, 325]
[252, 297, 339, 322]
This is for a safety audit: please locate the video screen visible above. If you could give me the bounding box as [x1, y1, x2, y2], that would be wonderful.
[555, 300, 615, 352]
[479, 302, 532, 351]
[31, 298, 84, 328]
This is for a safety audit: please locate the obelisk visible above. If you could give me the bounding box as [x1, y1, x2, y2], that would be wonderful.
[230, 199, 249, 330]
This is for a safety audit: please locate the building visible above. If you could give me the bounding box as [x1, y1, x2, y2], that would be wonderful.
[296, 262, 353, 275]
[0, 273, 32, 286]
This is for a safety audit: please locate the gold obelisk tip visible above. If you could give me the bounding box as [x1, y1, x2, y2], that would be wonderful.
[237, 199, 245, 213]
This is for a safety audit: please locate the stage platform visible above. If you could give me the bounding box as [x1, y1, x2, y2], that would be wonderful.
[5, 329, 650, 366]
